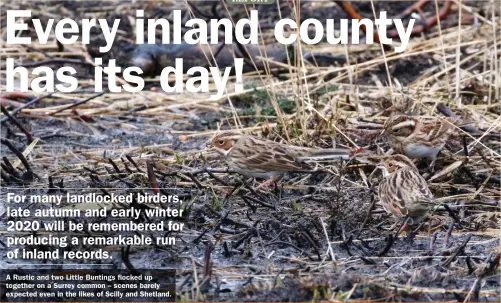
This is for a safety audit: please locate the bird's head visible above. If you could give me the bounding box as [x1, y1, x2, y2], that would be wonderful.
[206, 131, 242, 157]
[381, 114, 417, 138]
[383, 154, 417, 173]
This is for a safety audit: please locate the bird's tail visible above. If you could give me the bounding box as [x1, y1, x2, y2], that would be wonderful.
[297, 147, 357, 161]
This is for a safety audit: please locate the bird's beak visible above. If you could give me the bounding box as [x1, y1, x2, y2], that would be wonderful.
[202, 145, 220, 161]
[204, 140, 217, 158]
[368, 165, 381, 180]
[368, 162, 386, 180]
[205, 138, 213, 149]
[376, 128, 386, 142]
[205, 145, 216, 156]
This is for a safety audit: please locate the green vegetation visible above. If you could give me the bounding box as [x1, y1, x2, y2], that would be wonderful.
[239, 85, 296, 119]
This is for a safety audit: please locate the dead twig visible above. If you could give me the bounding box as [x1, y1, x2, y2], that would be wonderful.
[355, 183, 377, 238]
[50, 90, 107, 115]
[387, 0, 453, 38]
[19, 58, 95, 68]
[1, 106, 34, 142]
[336, 0, 452, 42]
[320, 217, 336, 262]
[335, 1, 380, 43]
[147, 161, 160, 195]
[0, 139, 32, 172]
[442, 233, 472, 267]
[0, 93, 54, 123]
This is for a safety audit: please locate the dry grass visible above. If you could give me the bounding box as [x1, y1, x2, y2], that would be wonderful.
[0, 0, 500, 301]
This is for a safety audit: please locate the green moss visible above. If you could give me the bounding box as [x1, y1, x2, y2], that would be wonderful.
[240, 85, 296, 120]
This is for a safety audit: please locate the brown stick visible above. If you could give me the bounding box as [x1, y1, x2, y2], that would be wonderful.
[19, 58, 94, 68]
[0, 99, 24, 108]
[335, 1, 380, 43]
[394, 0, 429, 20]
[0, 92, 32, 100]
[336, 0, 453, 41]
[50, 91, 107, 115]
[1, 93, 54, 124]
[387, 0, 452, 38]
[442, 233, 472, 267]
[0, 139, 32, 172]
[147, 161, 160, 194]
[0, 92, 32, 110]
[355, 183, 376, 238]
[1, 106, 34, 142]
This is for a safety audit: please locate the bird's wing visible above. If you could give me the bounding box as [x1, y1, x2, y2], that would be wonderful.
[420, 118, 454, 141]
[379, 168, 435, 218]
[378, 175, 408, 218]
[403, 169, 435, 202]
[230, 137, 304, 171]
[299, 147, 352, 160]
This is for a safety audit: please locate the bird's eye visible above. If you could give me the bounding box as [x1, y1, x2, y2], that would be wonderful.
[218, 140, 225, 145]
[393, 126, 413, 136]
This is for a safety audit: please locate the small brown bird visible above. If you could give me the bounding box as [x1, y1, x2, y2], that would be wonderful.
[207, 131, 354, 184]
[377, 154, 437, 225]
[381, 114, 455, 168]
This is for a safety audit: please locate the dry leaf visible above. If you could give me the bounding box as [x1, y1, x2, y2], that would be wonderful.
[429, 160, 463, 182]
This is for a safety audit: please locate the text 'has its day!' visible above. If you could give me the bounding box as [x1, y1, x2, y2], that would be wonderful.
[5, 9, 414, 96]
